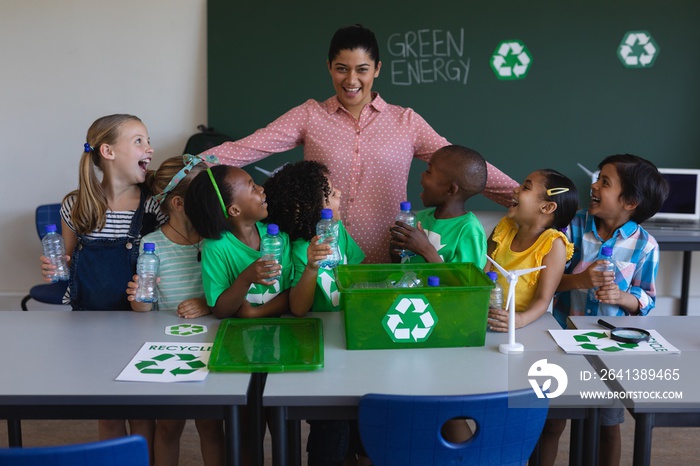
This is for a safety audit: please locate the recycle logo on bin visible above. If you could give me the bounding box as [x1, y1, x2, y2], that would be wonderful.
[382, 295, 438, 343]
[490, 39, 533, 80]
[135, 353, 207, 376]
[617, 31, 659, 68]
[165, 324, 207, 337]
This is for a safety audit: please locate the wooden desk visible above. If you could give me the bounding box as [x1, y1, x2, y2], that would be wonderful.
[643, 226, 700, 315]
[568, 316, 700, 466]
[264, 312, 605, 466]
[0, 311, 250, 466]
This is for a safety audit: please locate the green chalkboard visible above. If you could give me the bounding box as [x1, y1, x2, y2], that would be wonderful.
[208, 0, 700, 211]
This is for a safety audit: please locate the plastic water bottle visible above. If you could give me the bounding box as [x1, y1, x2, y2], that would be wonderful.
[486, 271, 503, 309]
[590, 246, 616, 313]
[42, 224, 69, 282]
[396, 201, 416, 259]
[395, 271, 423, 288]
[351, 279, 395, 289]
[261, 223, 283, 279]
[135, 242, 159, 303]
[316, 208, 341, 269]
[589, 246, 614, 304]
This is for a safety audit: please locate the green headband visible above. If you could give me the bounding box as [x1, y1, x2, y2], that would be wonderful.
[207, 168, 229, 218]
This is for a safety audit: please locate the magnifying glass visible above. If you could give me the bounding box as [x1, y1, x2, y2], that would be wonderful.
[597, 319, 650, 343]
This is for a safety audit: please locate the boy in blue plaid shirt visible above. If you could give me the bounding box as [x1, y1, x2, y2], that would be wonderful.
[545, 154, 669, 466]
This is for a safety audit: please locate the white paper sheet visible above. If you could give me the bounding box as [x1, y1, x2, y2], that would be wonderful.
[116, 341, 212, 383]
[549, 329, 680, 354]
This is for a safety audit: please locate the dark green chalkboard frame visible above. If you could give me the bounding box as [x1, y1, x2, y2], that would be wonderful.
[208, 0, 700, 211]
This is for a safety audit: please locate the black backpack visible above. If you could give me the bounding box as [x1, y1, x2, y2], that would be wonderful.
[183, 125, 235, 155]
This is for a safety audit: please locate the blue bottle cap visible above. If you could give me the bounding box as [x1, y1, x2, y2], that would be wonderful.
[400, 201, 411, 211]
[45, 224, 57, 233]
[320, 209, 333, 220]
[601, 246, 613, 258]
[427, 276, 440, 287]
[267, 223, 279, 235]
[143, 242, 156, 252]
[486, 271, 498, 281]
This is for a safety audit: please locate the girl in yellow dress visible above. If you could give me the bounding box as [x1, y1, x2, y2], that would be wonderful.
[486, 169, 578, 330]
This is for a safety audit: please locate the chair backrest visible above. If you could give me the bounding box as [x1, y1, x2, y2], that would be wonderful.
[35, 204, 63, 240]
[358, 389, 548, 466]
[0, 435, 148, 466]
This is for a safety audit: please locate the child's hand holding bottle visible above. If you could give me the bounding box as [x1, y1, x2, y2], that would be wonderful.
[306, 235, 332, 270]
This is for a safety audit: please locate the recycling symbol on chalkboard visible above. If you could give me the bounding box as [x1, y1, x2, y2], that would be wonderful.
[135, 353, 207, 375]
[490, 39, 533, 80]
[617, 31, 659, 68]
[382, 295, 438, 343]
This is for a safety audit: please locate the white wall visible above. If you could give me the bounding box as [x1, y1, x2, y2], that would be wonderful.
[0, 1, 696, 316]
[0, 0, 207, 298]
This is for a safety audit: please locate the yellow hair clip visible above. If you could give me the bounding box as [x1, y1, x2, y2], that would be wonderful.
[546, 187, 570, 196]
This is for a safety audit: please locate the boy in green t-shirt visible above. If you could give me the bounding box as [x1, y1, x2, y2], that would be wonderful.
[390, 144, 488, 267]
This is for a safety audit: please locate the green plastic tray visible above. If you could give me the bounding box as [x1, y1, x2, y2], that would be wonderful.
[208, 318, 323, 372]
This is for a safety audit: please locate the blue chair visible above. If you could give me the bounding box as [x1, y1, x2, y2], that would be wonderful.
[21, 204, 69, 311]
[0, 435, 148, 465]
[358, 389, 549, 466]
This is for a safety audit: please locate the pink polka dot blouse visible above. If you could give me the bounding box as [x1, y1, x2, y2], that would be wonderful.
[206, 93, 518, 263]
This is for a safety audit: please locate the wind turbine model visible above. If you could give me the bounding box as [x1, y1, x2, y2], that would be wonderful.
[486, 256, 546, 354]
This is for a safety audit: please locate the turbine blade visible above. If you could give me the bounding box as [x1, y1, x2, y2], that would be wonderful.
[486, 256, 510, 277]
[514, 265, 546, 276]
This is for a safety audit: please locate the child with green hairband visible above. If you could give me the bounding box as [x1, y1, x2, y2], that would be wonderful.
[184, 165, 294, 319]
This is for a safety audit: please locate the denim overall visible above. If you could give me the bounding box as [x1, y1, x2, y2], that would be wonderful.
[69, 188, 157, 310]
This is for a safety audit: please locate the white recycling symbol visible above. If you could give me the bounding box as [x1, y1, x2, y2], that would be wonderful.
[318, 269, 340, 307]
[383, 295, 438, 342]
[246, 280, 281, 305]
[617, 31, 659, 68]
[490, 40, 532, 80]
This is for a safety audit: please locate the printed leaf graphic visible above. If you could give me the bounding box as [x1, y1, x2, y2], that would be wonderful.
[541, 379, 552, 392]
[574, 335, 591, 342]
[579, 343, 599, 351]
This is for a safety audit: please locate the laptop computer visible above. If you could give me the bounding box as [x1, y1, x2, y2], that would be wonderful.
[643, 168, 700, 230]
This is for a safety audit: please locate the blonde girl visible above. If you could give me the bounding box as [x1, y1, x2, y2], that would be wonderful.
[40, 114, 166, 461]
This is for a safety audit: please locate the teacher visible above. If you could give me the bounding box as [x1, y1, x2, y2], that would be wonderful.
[205, 24, 517, 263]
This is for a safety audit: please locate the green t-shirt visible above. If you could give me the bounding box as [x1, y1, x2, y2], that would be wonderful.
[405, 208, 487, 268]
[201, 223, 293, 308]
[291, 220, 365, 311]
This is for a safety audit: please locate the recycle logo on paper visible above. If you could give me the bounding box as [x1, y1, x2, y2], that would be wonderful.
[165, 324, 207, 337]
[617, 31, 659, 68]
[382, 295, 438, 343]
[136, 353, 207, 376]
[490, 39, 532, 80]
[574, 331, 639, 352]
